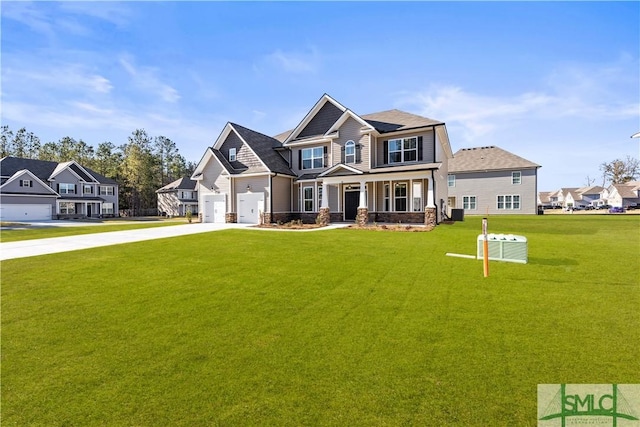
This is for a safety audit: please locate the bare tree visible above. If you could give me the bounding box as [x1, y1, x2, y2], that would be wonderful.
[600, 156, 640, 185]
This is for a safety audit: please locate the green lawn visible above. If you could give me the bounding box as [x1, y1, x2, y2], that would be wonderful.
[0, 219, 186, 243]
[2, 215, 638, 426]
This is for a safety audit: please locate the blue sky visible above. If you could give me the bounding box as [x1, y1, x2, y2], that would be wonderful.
[2, 1, 638, 190]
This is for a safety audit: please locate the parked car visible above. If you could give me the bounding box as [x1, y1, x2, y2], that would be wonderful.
[585, 206, 596, 210]
[596, 204, 611, 210]
[627, 204, 638, 210]
[609, 206, 625, 213]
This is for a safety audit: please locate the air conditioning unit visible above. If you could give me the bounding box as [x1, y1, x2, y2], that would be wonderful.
[477, 234, 528, 264]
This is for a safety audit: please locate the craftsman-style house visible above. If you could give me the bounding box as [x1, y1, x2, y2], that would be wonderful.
[191, 94, 454, 225]
[0, 157, 119, 221]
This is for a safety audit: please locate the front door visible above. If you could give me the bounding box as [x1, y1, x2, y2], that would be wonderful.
[344, 191, 359, 221]
[87, 204, 92, 217]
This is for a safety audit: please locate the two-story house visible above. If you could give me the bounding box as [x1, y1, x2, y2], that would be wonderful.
[447, 146, 540, 215]
[0, 157, 119, 221]
[156, 177, 198, 217]
[192, 94, 454, 225]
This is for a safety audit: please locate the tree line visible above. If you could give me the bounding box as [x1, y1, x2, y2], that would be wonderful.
[1, 126, 197, 215]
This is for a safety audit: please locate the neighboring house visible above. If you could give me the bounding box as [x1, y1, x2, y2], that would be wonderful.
[156, 177, 198, 217]
[0, 156, 119, 221]
[447, 146, 540, 215]
[192, 93, 454, 224]
[575, 185, 604, 207]
[601, 181, 640, 208]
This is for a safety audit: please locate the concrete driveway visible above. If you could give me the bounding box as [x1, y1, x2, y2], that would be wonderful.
[0, 223, 251, 261]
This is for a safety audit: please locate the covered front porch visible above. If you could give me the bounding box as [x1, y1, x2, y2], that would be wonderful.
[295, 168, 440, 226]
[56, 198, 111, 219]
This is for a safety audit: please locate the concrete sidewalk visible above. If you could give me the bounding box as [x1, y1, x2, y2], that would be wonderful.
[0, 223, 251, 261]
[0, 222, 351, 261]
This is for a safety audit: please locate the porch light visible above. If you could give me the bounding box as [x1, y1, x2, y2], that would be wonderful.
[246, 184, 251, 191]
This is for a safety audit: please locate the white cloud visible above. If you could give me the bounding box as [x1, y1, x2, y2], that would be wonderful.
[400, 59, 639, 144]
[3, 63, 113, 96]
[119, 55, 181, 103]
[265, 48, 321, 73]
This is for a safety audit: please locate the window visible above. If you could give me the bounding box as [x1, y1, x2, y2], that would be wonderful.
[229, 148, 237, 162]
[60, 202, 75, 214]
[303, 186, 314, 212]
[497, 195, 520, 210]
[317, 185, 323, 210]
[59, 183, 76, 194]
[345, 140, 355, 163]
[463, 196, 477, 210]
[413, 182, 422, 212]
[302, 147, 324, 170]
[394, 183, 407, 211]
[448, 175, 455, 187]
[100, 186, 114, 196]
[512, 171, 521, 185]
[384, 184, 390, 211]
[102, 203, 114, 215]
[20, 179, 32, 187]
[84, 185, 92, 194]
[388, 137, 417, 164]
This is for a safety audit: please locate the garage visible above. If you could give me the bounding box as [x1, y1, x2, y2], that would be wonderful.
[237, 192, 265, 224]
[0, 204, 52, 221]
[202, 194, 226, 223]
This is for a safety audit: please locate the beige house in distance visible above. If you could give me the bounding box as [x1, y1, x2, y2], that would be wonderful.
[447, 146, 541, 215]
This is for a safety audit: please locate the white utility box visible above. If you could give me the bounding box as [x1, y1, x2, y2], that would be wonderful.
[477, 234, 528, 264]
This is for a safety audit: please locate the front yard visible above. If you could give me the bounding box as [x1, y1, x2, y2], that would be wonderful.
[1, 215, 638, 425]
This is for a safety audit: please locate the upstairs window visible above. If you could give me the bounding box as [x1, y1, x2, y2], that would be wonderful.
[448, 175, 455, 187]
[512, 171, 521, 185]
[20, 179, 33, 187]
[387, 137, 418, 164]
[301, 147, 325, 170]
[84, 185, 93, 194]
[59, 183, 76, 194]
[100, 186, 114, 196]
[345, 140, 355, 164]
[229, 148, 237, 162]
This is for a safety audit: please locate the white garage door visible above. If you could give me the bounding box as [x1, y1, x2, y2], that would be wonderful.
[237, 193, 264, 224]
[202, 194, 226, 223]
[0, 204, 52, 221]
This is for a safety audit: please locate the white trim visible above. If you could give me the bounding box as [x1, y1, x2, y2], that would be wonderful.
[229, 147, 237, 162]
[0, 169, 59, 195]
[325, 109, 375, 135]
[318, 163, 363, 177]
[284, 137, 333, 147]
[228, 124, 271, 172]
[345, 140, 356, 164]
[284, 94, 348, 145]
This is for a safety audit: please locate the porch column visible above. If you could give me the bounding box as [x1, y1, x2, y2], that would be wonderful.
[356, 181, 368, 226]
[426, 178, 436, 208]
[317, 181, 330, 226]
[321, 182, 329, 208]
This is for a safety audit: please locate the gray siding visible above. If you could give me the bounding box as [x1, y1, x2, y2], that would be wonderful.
[448, 169, 538, 215]
[221, 131, 267, 173]
[1, 173, 53, 196]
[331, 117, 370, 172]
[233, 176, 269, 212]
[291, 143, 330, 176]
[272, 175, 292, 213]
[0, 194, 57, 206]
[298, 102, 343, 138]
[373, 129, 436, 168]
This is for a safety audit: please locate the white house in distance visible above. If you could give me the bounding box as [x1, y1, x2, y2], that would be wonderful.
[447, 146, 541, 215]
[156, 177, 198, 217]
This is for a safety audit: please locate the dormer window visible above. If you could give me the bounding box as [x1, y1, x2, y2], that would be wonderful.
[345, 140, 355, 164]
[229, 148, 237, 162]
[20, 179, 33, 187]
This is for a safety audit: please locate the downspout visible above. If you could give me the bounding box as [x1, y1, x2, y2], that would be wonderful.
[270, 173, 276, 223]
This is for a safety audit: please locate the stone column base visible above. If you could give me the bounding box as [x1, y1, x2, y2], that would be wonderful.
[317, 207, 330, 226]
[424, 207, 436, 230]
[356, 207, 369, 226]
[225, 212, 237, 223]
[260, 212, 271, 225]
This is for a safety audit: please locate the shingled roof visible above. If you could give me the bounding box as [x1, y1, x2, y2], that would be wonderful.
[449, 146, 540, 173]
[361, 109, 443, 133]
[0, 156, 117, 184]
[157, 177, 197, 192]
[230, 123, 295, 176]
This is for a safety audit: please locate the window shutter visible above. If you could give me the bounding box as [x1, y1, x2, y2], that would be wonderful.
[323, 146, 328, 167]
[356, 144, 362, 164]
[19, 180, 23, 187]
[74, 184, 77, 194]
[383, 141, 388, 165]
[418, 136, 423, 161]
[30, 181, 33, 187]
[298, 150, 302, 170]
[341, 147, 345, 164]
[57, 183, 60, 192]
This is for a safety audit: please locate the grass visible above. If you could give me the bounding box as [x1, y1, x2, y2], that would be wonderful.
[0, 219, 186, 243]
[1, 215, 638, 426]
